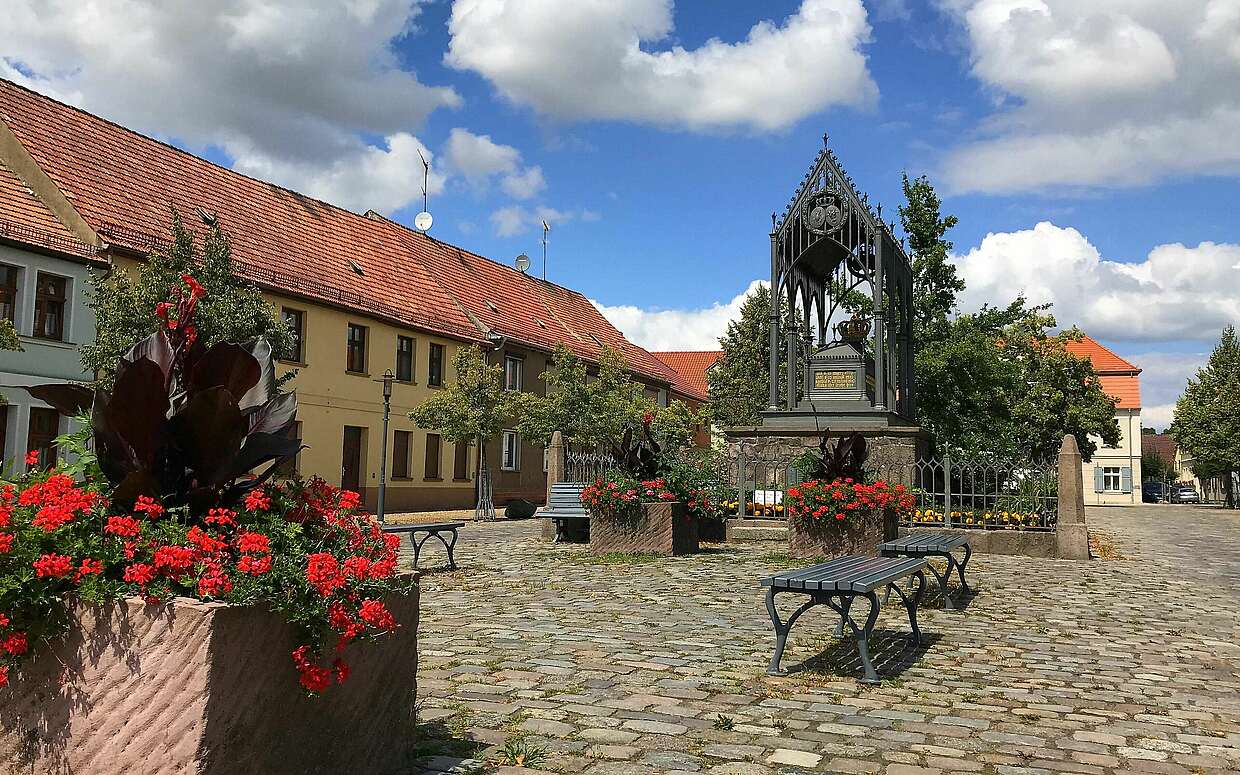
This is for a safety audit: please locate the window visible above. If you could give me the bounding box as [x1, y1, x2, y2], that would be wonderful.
[501, 430, 520, 471]
[392, 430, 412, 479]
[346, 323, 367, 374]
[396, 336, 415, 382]
[26, 407, 59, 469]
[453, 441, 470, 481]
[33, 273, 67, 341]
[1102, 466, 1122, 492]
[282, 308, 305, 363]
[276, 421, 302, 478]
[428, 343, 444, 387]
[424, 433, 441, 479]
[0, 264, 17, 324]
[504, 354, 523, 392]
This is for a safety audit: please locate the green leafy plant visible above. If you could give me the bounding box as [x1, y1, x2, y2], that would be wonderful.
[795, 431, 869, 483]
[496, 737, 549, 768]
[28, 273, 299, 513]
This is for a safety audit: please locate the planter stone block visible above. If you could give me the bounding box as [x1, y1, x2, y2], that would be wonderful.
[788, 511, 897, 560]
[590, 502, 698, 556]
[0, 584, 419, 775]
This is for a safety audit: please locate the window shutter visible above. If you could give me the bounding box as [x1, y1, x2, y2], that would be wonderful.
[1121, 466, 1133, 493]
[1093, 467, 1104, 493]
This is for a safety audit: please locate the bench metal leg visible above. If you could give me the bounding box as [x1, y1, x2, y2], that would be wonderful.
[924, 555, 954, 610]
[765, 589, 820, 676]
[824, 591, 882, 684]
[413, 529, 459, 570]
[956, 544, 971, 592]
[886, 570, 926, 647]
[833, 596, 853, 638]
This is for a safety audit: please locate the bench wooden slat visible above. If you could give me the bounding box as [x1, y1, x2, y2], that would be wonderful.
[382, 521, 465, 534]
[762, 555, 926, 594]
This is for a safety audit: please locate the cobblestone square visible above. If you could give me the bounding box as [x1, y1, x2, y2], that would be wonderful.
[411, 506, 1240, 774]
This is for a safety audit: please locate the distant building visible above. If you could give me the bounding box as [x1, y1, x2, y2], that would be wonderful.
[1065, 336, 1142, 506]
[651, 351, 720, 447]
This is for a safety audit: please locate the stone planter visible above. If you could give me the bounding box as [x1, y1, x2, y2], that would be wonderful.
[590, 501, 698, 556]
[0, 583, 419, 775]
[788, 511, 897, 560]
[697, 516, 727, 543]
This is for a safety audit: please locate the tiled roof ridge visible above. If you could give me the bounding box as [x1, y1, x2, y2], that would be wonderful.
[1068, 334, 1141, 374]
[0, 76, 361, 221]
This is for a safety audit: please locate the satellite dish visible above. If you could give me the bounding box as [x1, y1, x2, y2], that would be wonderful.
[414, 211, 433, 232]
[515, 253, 530, 272]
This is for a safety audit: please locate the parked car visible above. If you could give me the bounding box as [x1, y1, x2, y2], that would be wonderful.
[1170, 485, 1200, 504]
[1141, 481, 1167, 503]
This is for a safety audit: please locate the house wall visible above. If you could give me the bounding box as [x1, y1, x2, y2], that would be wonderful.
[0, 242, 96, 471]
[1083, 407, 1142, 506]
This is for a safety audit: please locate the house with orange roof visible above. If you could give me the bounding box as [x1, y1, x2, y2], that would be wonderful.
[0, 78, 680, 510]
[652, 351, 721, 447]
[1065, 335, 1143, 505]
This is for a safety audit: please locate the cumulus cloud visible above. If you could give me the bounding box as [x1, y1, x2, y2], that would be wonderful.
[953, 222, 1240, 342]
[489, 205, 595, 237]
[445, 0, 876, 131]
[593, 280, 767, 351]
[937, 0, 1240, 193]
[443, 128, 546, 200]
[0, 0, 460, 212]
[1119, 350, 1208, 430]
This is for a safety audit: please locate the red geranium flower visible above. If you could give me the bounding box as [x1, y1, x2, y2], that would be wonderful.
[2, 632, 28, 655]
[24, 450, 39, 466]
[105, 515, 142, 538]
[33, 553, 74, 578]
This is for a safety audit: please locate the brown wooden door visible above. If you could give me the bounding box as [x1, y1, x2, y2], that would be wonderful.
[341, 426, 363, 492]
[27, 407, 60, 469]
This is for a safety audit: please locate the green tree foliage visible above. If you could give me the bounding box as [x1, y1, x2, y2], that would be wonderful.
[1172, 326, 1240, 503]
[408, 344, 512, 446]
[1141, 451, 1177, 483]
[81, 210, 293, 381]
[916, 299, 1120, 460]
[0, 319, 19, 352]
[706, 284, 785, 426]
[512, 344, 696, 451]
[899, 172, 964, 343]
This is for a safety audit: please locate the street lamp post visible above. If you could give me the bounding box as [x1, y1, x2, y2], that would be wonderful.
[377, 369, 395, 524]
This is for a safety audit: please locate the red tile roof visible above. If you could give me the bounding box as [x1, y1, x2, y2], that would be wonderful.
[652, 351, 722, 402]
[1142, 433, 1176, 463]
[0, 78, 673, 385]
[1065, 335, 1141, 409]
[0, 158, 97, 259]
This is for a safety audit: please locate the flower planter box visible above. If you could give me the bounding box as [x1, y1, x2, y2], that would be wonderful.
[697, 517, 727, 543]
[788, 511, 898, 559]
[0, 584, 419, 775]
[590, 502, 698, 556]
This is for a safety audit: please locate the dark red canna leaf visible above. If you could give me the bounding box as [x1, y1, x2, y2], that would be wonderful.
[22, 383, 93, 416]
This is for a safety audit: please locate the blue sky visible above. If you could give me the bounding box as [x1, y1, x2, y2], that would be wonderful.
[3, 0, 1239, 429]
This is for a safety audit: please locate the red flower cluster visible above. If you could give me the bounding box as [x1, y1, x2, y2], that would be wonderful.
[154, 273, 206, 346]
[19, 473, 103, 532]
[784, 478, 915, 523]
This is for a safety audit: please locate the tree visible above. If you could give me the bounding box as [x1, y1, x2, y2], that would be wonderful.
[1172, 326, 1240, 505]
[81, 210, 294, 381]
[706, 284, 785, 427]
[1141, 451, 1177, 483]
[408, 345, 515, 517]
[0, 319, 19, 352]
[914, 299, 1120, 460]
[512, 344, 695, 452]
[899, 172, 964, 344]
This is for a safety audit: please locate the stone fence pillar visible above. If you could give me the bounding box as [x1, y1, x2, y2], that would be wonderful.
[546, 430, 564, 503]
[1055, 434, 1090, 560]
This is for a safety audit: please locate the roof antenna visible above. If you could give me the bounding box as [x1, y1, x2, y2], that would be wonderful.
[541, 219, 551, 281]
[414, 149, 433, 232]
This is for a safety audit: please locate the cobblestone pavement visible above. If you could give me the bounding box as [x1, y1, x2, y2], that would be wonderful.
[408, 505, 1240, 775]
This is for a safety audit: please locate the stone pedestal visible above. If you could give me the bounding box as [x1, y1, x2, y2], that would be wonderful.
[590, 502, 698, 556]
[788, 511, 898, 560]
[0, 585, 419, 775]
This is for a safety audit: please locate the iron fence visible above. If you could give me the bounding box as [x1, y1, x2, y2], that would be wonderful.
[564, 450, 618, 484]
[730, 448, 1059, 530]
[909, 455, 1058, 531]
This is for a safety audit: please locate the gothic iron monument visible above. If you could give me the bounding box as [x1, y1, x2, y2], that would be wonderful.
[729, 137, 927, 472]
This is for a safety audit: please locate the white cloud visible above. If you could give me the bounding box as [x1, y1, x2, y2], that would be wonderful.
[953, 222, 1240, 342]
[0, 0, 460, 212]
[593, 280, 767, 351]
[938, 1, 1240, 193]
[232, 133, 443, 214]
[501, 166, 546, 200]
[1118, 350, 1207, 430]
[489, 205, 594, 237]
[443, 128, 546, 200]
[446, 0, 876, 132]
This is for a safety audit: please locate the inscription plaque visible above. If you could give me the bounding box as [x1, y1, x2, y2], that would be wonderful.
[814, 370, 856, 390]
